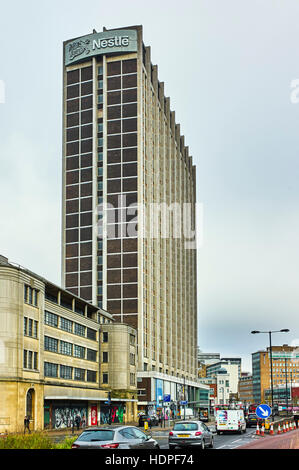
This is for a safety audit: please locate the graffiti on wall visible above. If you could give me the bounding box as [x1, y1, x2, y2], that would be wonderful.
[53, 406, 87, 429]
[100, 404, 125, 424]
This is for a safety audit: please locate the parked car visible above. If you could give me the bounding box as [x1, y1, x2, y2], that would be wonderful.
[168, 420, 214, 450]
[138, 414, 159, 427]
[71, 425, 160, 449]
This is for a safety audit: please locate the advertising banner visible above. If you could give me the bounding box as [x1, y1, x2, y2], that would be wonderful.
[91, 405, 97, 426]
[65, 29, 138, 66]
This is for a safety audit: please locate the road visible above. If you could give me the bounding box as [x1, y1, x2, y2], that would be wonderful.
[154, 427, 257, 449]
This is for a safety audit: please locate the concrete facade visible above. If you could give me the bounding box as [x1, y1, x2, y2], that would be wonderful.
[0, 255, 137, 433]
[61, 25, 199, 412]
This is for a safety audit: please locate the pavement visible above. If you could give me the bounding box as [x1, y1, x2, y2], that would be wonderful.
[237, 428, 299, 449]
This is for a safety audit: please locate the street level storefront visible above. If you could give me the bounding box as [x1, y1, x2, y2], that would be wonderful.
[44, 397, 138, 429]
[137, 372, 211, 418]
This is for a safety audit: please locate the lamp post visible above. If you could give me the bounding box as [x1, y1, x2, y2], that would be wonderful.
[251, 329, 290, 411]
[284, 357, 288, 416]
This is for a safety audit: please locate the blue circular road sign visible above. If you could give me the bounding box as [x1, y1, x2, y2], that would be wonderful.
[256, 404, 272, 419]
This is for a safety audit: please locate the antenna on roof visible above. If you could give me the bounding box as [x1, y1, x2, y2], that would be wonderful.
[93, 29, 97, 33]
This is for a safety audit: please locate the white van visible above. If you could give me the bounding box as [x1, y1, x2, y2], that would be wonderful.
[180, 408, 194, 419]
[216, 409, 246, 434]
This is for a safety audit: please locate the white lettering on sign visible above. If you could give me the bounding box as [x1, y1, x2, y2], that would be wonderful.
[92, 36, 130, 50]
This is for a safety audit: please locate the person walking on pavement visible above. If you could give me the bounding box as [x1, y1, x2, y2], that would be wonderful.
[75, 414, 81, 431]
[24, 416, 31, 434]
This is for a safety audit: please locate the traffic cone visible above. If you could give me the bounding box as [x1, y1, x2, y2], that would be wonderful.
[290, 421, 293, 431]
[277, 423, 281, 434]
[283, 423, 286, 433]
[286, 421, 289, 432]
[294, 421, 297, 430]
[256, 423, 260, 435]
[261, 424, 265, 436]
[270, 422, 274, 435]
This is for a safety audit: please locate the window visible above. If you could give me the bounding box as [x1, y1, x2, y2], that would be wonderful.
[74, 368, 85, 381]
[24, 317, 28, 335]
[28, 319, 33, 337]
[103, 332, 108, 343]
[60, 317, 73, 333]
[130, 353, 135, 366]
[129, 334, 135, 346]
[74, 323, 86, 337]
[130, 373, 135, 386]
[44, 362, 58, 378]
[119, 428, 136, 440]
[102, 373, 108, 384]
[87, 328, 97, 341]
[87, 370, 97, 383]
[103, 352, 108, 363]
[34, 321, 38, 338]
[60, 365, 73, 380]
[33, 352, 38, 370]
[87, 349, 97, 362]
[23, 350, 27, 369]
[44, 336, 58, 353]
[45, 311, 58, 328]
[60, 340, 73, 356]
[24, 285, 38, 306]
[74, 345, 85, 359]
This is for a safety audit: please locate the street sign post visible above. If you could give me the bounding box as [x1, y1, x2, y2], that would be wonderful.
[256, 404, 272, 419]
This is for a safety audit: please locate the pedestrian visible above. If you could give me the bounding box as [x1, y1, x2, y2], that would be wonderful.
[24, 416, 31, 434]
[75, 414, 80, 431]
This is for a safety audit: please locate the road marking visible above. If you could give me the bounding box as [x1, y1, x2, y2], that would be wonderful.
[215, 445, 227, 449]
[231, 439, 242, 443]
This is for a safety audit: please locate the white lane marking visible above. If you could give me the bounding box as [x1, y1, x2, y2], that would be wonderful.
[215, 445, 227, 449]
[231, 439, 242, 443]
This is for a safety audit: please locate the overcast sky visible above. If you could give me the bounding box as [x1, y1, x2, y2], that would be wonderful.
[1, 0, 299, 372]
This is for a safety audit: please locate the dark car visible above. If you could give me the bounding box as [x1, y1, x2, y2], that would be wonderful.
[246, 413, 258, 428]
[71, 425, 160, 449]
[138, 414, 159, 427]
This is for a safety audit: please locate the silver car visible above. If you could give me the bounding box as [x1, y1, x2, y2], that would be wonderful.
[169, 421, 214, 450]
[71, 425, 160, 449]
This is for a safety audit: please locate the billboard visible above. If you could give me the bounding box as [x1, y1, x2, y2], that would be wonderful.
[65, 29, 138, 66]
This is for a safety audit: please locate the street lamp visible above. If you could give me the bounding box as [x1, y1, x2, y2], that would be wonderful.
[251, 329, 290, 411]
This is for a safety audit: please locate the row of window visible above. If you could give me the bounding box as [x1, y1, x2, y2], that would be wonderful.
[44, 311, 97, 340]
[24, 285, 38, 306]
[44, 361, 97, 382]
[24, 350, 38, 370]
[44, 335, 97, 361]
[24, 317, 38, 338]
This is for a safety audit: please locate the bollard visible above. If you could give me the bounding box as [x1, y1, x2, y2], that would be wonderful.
[256, 423, 260, 435]
[270, 423, 274, 435]
[144, 421, 148, 432]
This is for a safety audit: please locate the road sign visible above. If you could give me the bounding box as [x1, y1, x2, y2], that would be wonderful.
[163, 394, 171, 403]
[256, 404, 272, 419]
[180, 400, 188, 405]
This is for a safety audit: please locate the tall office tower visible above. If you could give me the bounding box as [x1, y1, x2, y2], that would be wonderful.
[62, 26, 199, 400]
